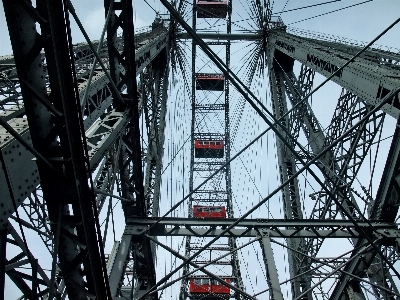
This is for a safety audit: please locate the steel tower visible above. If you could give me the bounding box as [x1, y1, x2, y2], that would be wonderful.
[178, 0, 245, 299]
[1, 0, 400, 299]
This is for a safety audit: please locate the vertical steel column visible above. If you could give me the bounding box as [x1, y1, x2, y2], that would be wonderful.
[41, 0, 111, 297]
[149, 63, 168, 217]
[179, 0, 197, 297]
[0, 229, 6, 300]
[3, 0, 111, 298]
[283, 65, 386, 299]
[225, 0, 244, 296]
[225, 0, 232, 220]
[31, 259, 37, 299]
[104, 0, 123, 110]
[142, 50, 169, 217]
[259, 232, 283, 300]
[141, 51, 169, 294]
[103, 1, 157, 297]
[267, 60, 309, 298]
[121, 0, 144, 213]
[346, 281, 367, 300]
[109, 235, 131, 296]
[104, 0, 144, 216]
[189, 0, 197, 218]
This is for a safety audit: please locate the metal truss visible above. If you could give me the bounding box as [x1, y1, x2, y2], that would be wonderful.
[125, 217, 399, 239]
[0, 30, 169, 227]
[274, 61, 386, 298]
[171, 3, 400, 298]
[177, 0, 245, 298]
[2, 0, 113, 298]
[268, 61, 310, 298]
[141, 52, 169, 217]
[2, 0, 400, 299]
[2, 222, 53, 299]
[107, 51, 170, 299]
[1, 0, 170, 298]
[266, 26, 400, 299]
[268, 30, 400, 118]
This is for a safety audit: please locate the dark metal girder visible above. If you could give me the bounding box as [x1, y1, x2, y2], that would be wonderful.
[268, 65, 310, 299]
[126, 217, 396, 228]
[0, 27, 169, 228]
[370, 123, 400, 221]
[3, 0, 111, 299]
[279, 66, 386, 296]
[126, 218, 396, 235]
[178, 32, 261, 41]
[0, 229, 6, 300]
[142, 50, 169, 217]
[0, 20, 170, 299]
[103, 1, 158, 298]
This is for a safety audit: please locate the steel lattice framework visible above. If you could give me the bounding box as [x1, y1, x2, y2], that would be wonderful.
[177, 0, 245, 299]
[1, 0, 400, 299]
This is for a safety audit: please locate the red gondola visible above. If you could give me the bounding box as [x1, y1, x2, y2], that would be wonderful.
[193, 206, 226, 218]
[189, 278, 230, 298]
[195, 140, 224, 158]
[197, 0, 229, 18]
[195, 73, 225, 91]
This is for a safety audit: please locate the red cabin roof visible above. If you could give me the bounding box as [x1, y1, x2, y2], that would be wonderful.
[195, 140, 224, 158]
[195, 73, 225, 91]
[196, 73, 224, 80]
[193, 206, 226, 218]
[197, 0, 229, 18]
[189, 278, 230, 298]
[195, 140, 224, 149]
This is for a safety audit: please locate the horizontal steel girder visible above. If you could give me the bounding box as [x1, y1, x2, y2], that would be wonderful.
[177, 32, 261, 41]
[269, 30, 400, 118]
[125, 217, 399, 239]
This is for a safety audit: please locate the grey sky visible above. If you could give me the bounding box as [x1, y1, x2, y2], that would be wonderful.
[1, 0, 400, 298]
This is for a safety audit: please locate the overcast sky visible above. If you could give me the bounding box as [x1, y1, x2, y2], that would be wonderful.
[1, 0, 400, 298]
[1, 0, 400, 56]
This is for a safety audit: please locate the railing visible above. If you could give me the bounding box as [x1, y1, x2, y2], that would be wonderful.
[287, 26, 400, 56]
[269, 15, 286, 29]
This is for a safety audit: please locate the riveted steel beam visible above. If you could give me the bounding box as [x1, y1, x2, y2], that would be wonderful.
[178, 32, 261, 41]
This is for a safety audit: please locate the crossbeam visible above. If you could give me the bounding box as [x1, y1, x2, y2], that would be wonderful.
[125, 217, 398, 239]
[178, 32, 261, 41]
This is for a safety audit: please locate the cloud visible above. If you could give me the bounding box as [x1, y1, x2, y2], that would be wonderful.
[134, 13, 151, 30]
[81, 6, 151, 39]
[83, 6, 106, 41]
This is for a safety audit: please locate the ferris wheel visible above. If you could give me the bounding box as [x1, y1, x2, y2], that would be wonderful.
[1, 0, 400, 299]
